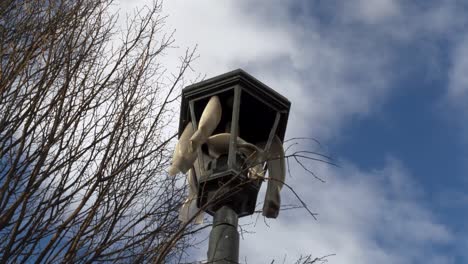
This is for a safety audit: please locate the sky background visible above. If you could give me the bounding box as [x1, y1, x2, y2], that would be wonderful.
[118, 1, 468, 263]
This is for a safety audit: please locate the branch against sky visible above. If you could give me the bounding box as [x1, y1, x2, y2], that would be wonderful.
[0, 1, 330, 262]
[0, 0, 199, 262]
[6, 0, 456, 263]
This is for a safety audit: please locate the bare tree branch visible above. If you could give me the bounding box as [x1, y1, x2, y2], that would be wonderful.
[0, 0, 198, 262]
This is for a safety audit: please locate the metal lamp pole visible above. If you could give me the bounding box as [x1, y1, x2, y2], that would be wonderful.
[207, 206, 239, 263]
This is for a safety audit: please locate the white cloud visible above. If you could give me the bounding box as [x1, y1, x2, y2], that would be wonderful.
[448, 36, 468, 102]
[345, 0, 401, 24]
[444, 33, 468, 147]
[187, 158, 453, 263]
[235, 157, 452, 263]
[334, 0, 465, 44]
[115, 1, 459, 263]
[161, 0, 394, 140]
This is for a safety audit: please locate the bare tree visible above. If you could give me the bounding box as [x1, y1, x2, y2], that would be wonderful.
[0, 0, 197, 262]
[0, 0, 338, 263]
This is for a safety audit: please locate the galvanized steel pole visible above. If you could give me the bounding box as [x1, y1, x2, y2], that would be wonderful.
[207, 206, 239, 263]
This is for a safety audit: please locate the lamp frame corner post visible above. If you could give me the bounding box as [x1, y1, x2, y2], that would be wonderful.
[178, 69, 291, 264]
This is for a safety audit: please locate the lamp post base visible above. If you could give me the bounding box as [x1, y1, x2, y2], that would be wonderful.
[207, 206, 239, 263]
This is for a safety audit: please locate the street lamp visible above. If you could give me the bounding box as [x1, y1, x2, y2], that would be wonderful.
[170, 69, 291, 263]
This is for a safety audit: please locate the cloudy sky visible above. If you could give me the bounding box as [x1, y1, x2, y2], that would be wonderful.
[119, 1, 468, 263]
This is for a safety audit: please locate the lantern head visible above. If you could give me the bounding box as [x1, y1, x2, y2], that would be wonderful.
[176, 69, 290, 218]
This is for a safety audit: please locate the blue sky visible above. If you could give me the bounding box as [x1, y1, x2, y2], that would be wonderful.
[116, 0, 468, 263]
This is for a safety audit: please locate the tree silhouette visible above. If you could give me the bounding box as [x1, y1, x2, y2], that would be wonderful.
[0, 0, 197, 262]
[0, 1, 337, 263]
